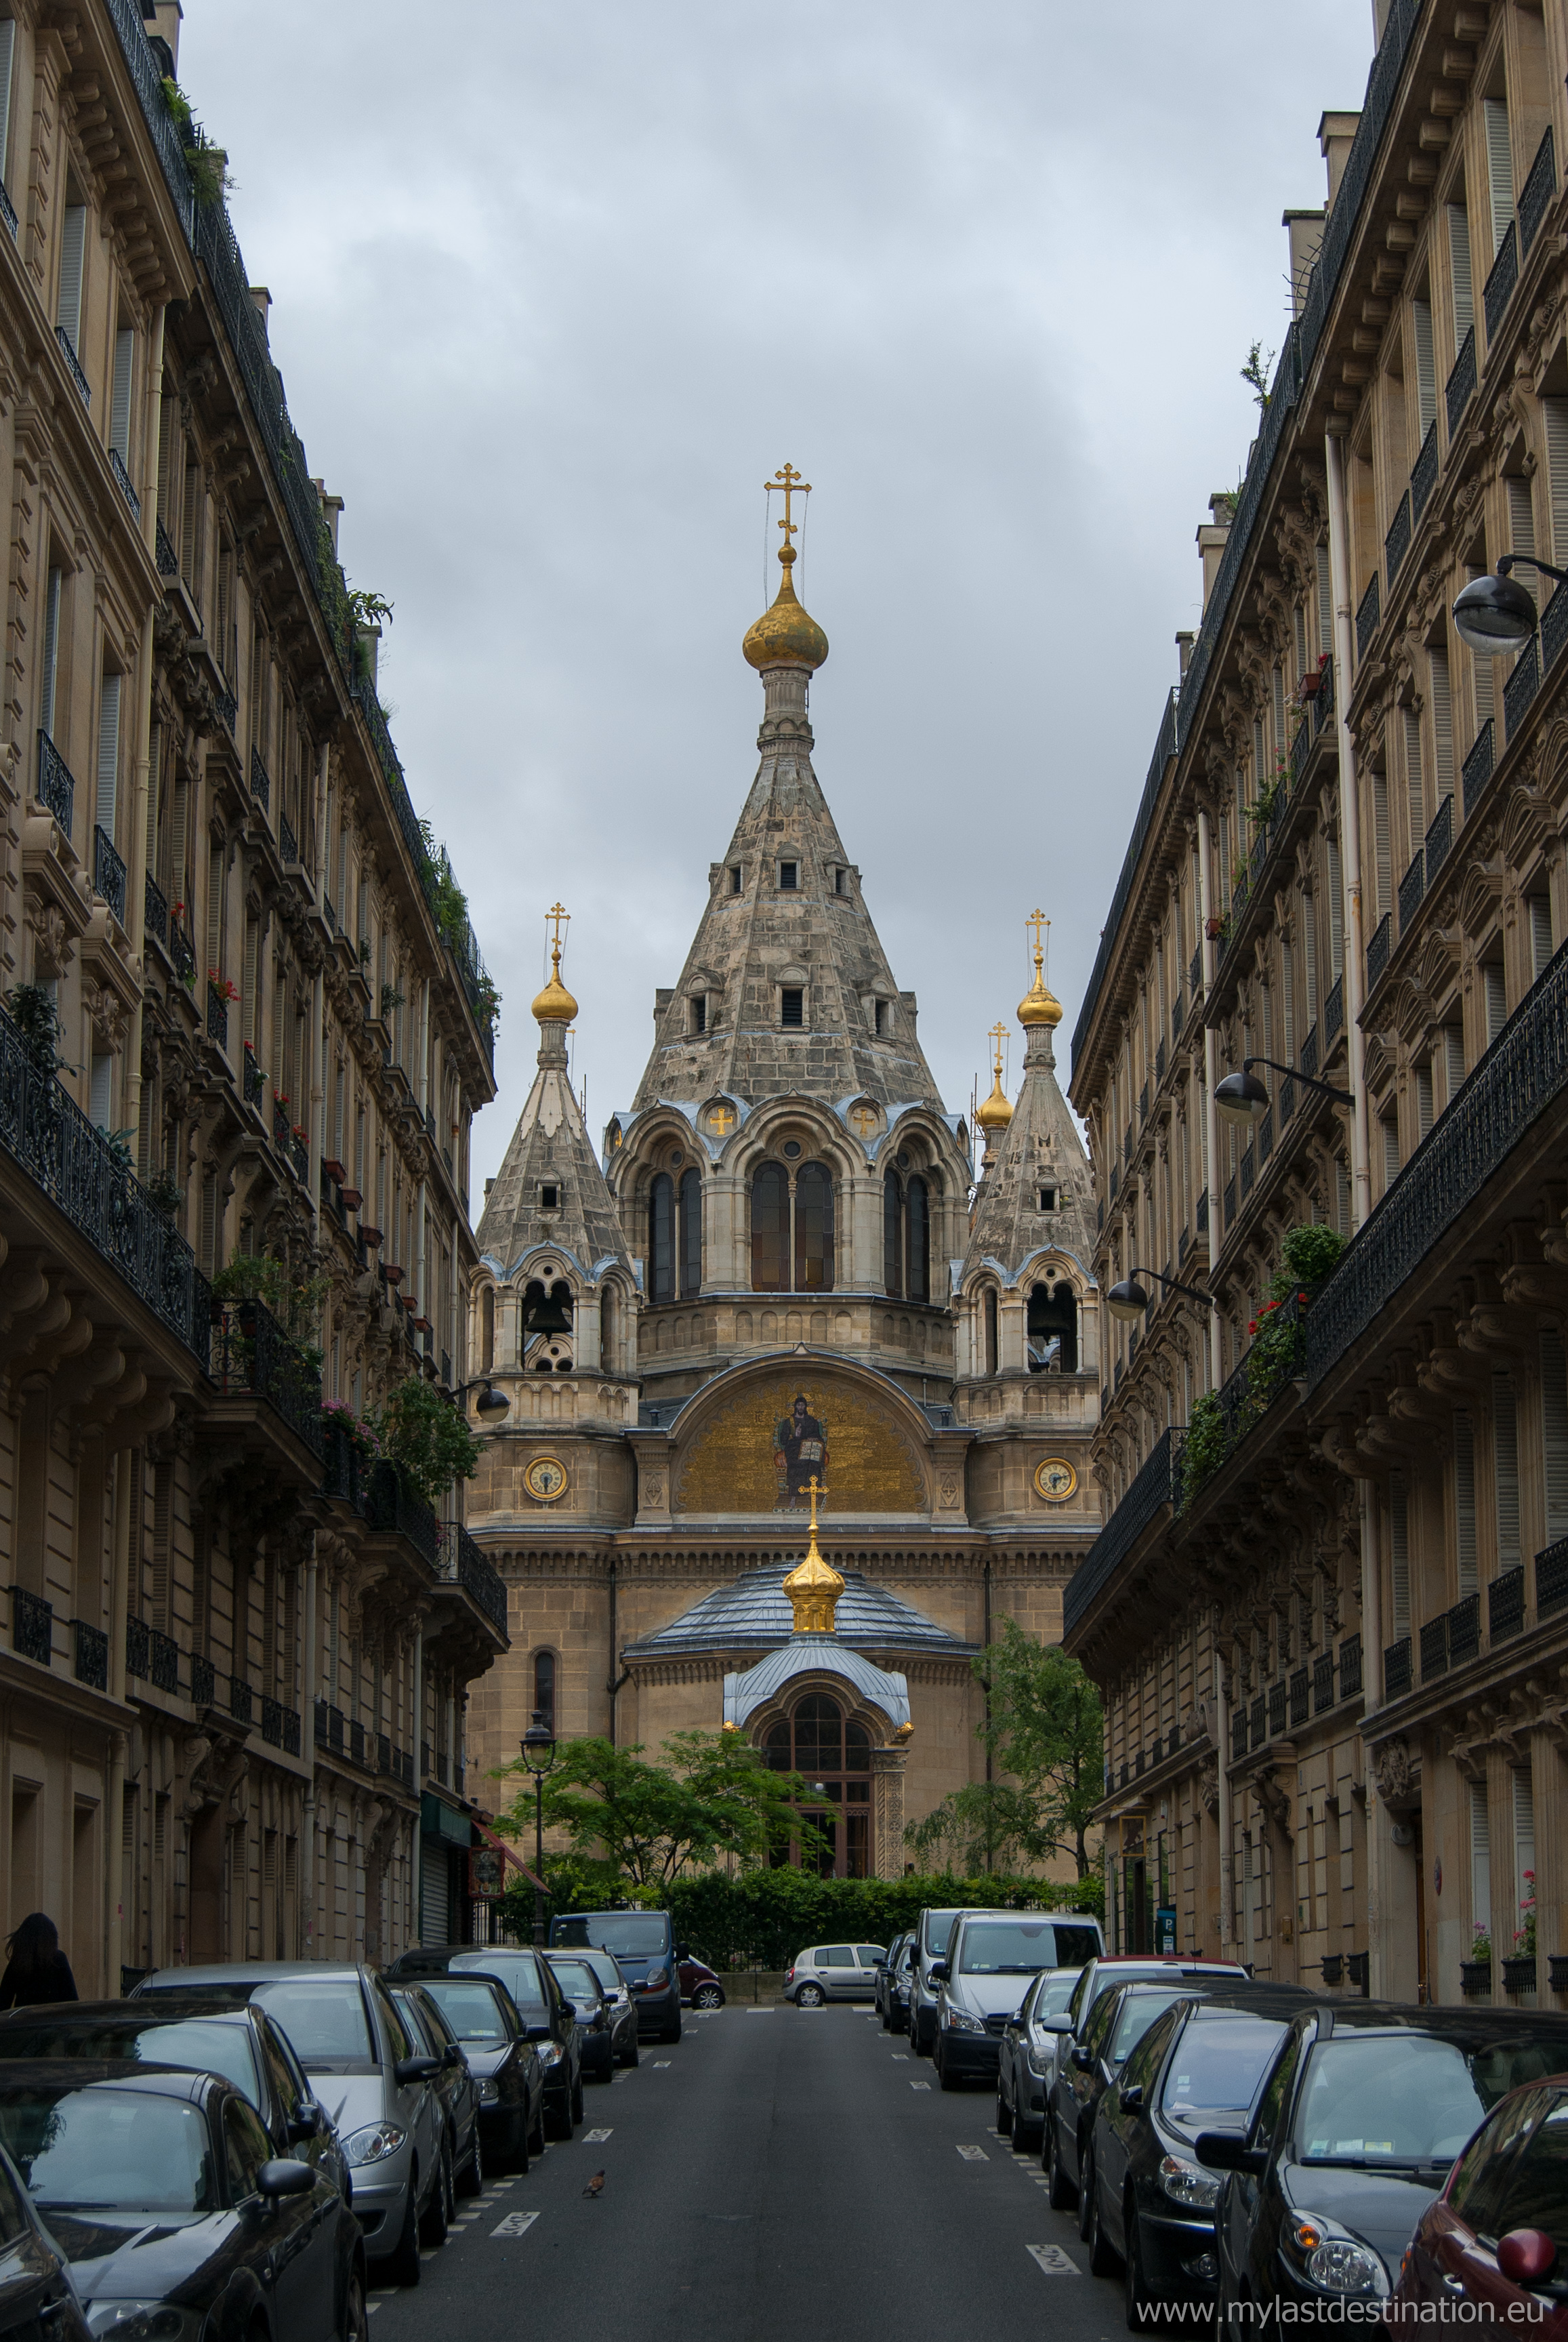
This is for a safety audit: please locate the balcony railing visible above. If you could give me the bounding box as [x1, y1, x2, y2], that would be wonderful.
[0, 998, 210, 1363]
[11, 1585, 51, 1665]
[1384, 1637, 1412, 1700]
[215, 682, 237, 736]
[107, 447, 140, 520]
[1504, 636, 1540, 740]
[434, 1521, 510, 1639]
[1063, 1426, 1184, 1638]
[211, 1297, 325, 1458]
[1384, 490, 1412, 583]
[190, 1653, 214, 1708]
[1367, 911, 1392, 991]
[37, 731, 75, 838]
[1340, 1632, 1362, 1699]
[150, 1628, 178, 1693]
[279, 811, 297, 865]
[1521, 125, 1556, 259]
[1356, 574, 1381, 658]
[242, 1045, 264, 1107]
[1544, 578, 1568, 680]
[0, 177, 16, 239]
[144, 870, 169, 951]
[1446, 325, 1477, 436]
[155, 516, 179, 577]
[1409, 419, 1439, 529]
[1484, 221, 1519, 343]
[1490, 1563, 1525, 1643]
[1398, 850, 1425, 934]
[125, 1617, 148, 1679]
[1290, 1666, 1310, 1727]
[55, 325, 90, 407]
[1307, 936, 1568, 1391]
[1419, 1616, 1447, 1682]
[1538, 1536, 1568, 1620]
[230, 1675, 253, 1727]
[1462, 719, 1495, 817]
[249, 747, 270, 810]
[73, 1618, 108, 1689]
[262, 1695, 283, 1747]
[1324, 976, 1344, 1048]
[1424, 794, 1453, 883]
[93, 825, 127, 926]
[1313, 1653, 1335, 1714]
[1301, 1023, 1319, 1080]
[206, 983, 228, 1047]
[366, 1461, 440, 1570]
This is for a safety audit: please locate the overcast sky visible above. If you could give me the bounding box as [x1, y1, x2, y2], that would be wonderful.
[180, 0, 1378, 1188]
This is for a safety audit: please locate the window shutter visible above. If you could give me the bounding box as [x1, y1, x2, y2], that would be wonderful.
[1485, 98, 1514, 258]
[1372, 774, 1392, 915]
[1390, 1477, 1410, 1637]
[40, 568, 61, 739]
[0, 20, 15, 190]
[1445, 1023, 1466, 1101]
[57, 205, 86, 346]
[1416, 1064, 1434, 1139]
[1413, 298, 1437, 436]
[1485, 963, 1508, 1046]
[1382, 1117, 1401, 1189]
[1530, 896, 1554, 982]
[1541, 1332, 1568, 1542]
[110, 328, 134, 463]
[1447, 206, 1474, 338]
[89, 1052, 110, 1124]
[1430, 647, 1453, 804]
[1512, 1770, 1535, 1925]
[1325, 838, 1344, 977]
[1470, 1782, 1490, 1935]
[1302, 889, 1317, 1013]
[1508, 476, 1538, 604]
[96, 672, 121, 836]
[1403, 707, 1426, 851]
[1455, 1411, 1477, 1594]
[1316, 543, 1333, 657]
[1494, 1372, 1521, 1569]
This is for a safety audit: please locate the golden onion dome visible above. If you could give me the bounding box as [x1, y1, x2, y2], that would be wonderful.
[531, 942, 579, 1025]
[743, 545, 829, 673]
[1018, 971, 1063, 1029]
[976, 1067, 1014, 1132]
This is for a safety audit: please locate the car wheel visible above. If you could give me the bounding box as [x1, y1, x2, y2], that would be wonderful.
[1047, 2116, 1077, 2211]
[1078, 2146, 1097, 2240]
[545, 2084, 573, 2142]
[662, 2011, 682, 2043]
[796, 1982, 825, 2009]
[456, 2123, 482, 2199]
[1124, 2202, 1164, 2333]
[527, 2094, 545, 2158]
[995, 2078, 1013, 2137]
[1087, 2162, 1119, 2278]
[571, 2072, 585, 2126]
[384, 2177, 421, 2286]
[1015, 2103, 1042, 2151]
[419, 2143, 449, 2248]
[693, 1984, 724, 2010]
[341, 2258, 369, 2342]
[937, 2045, 962, 2093]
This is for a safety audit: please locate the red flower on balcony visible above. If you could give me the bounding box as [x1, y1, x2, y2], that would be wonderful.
[208, 971, 239, 1004]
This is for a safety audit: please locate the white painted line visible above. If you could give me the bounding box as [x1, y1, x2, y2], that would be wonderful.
[367, 2307, 380, 2317]
[581, 2127, 613, 2142]
[491, 2210, 540, 2239]
[909, 2080, 930, 2091]
[747, 2007, 775, 2014]
[1027, 2244, 1078, 2276]
[489, 2178, 516, 2190]
[957, 2144, 989, 2162]
[653, 2059, 672, 2068]
[890, 2054, 909, 2062]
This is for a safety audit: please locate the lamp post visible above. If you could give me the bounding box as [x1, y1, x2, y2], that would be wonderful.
[452, 1377, 511, 1421]
[1452, 554, 1568, 654]
[1213, 1056, 1353, 1128]
[519, 1709, 556, 1947]
[1105, 1265, 1212, 1322]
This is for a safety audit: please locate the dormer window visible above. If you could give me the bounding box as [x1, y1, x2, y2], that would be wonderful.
[1039, 1185, 1058, 1212]
[690, 996, 707, 1035]
[539, 1183, 560, 1211]
[781, 987, 804, 1028]
[729, 864, 742, 894]
[873, 1000, 888, 1036]
[779, 860, 799, 892]
[834, 867, 847, 896]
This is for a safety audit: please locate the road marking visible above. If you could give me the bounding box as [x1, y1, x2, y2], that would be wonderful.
[890, 2053, 909, 2061]
[367, 2307, 380, 2316]
[582, 2127, 613, 2142]
[491, 2210, 540, 2238]
[490, 2179, 516, 2190]
[909, 2080, 930, 2091]
[957, 2145, 989, 2162]
[747, 2007, 775, 2014]
[1027, 2244, 1078, 2276]
[653, 2059, 672, 2068]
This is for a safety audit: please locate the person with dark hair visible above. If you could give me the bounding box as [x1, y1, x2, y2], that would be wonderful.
[0, 1912, 78, 2009]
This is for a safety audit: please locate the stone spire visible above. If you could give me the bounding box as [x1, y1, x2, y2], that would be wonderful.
[628, 478, 948, 1119]
[962, 928, 1094, 1288]
[476, 907, 632, 1281]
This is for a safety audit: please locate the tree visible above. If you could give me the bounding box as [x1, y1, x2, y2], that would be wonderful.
[903, 1781, 1035, 1874]
[974, 1623, 1104, 1877]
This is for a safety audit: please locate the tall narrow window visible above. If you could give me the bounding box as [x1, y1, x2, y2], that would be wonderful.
[1484, 962, 1508, 1046]
[1416, 1063, 1435, 1139]
[480, 1286, 495, 1372]
[728, 863, 741, 894]
[1444, 1023, 1466, 1101]
[1389, 1477, 1410, 1640]
[96, 672, 121, 848]
[983, 1286, 998, 1376]
[1484, 97, 1514, 260]
[1412, 297, 1437, 438]
[110, 327, 135, 466]
[1512, 1769, 1534, 1942]
[1281, 942, 1294, 1055]
[1430, 646, 1453, 807]
[1382, 1116, 1401, 1190]
[1325, 839, 1344, 977]
[688, 995, 705, 1035]
[781, 987, 804, 1028]
[1529, 896, 1554, 982]
[1494, 1372, 1521, 1571]
[793, 1162, 834, 1292]
[779, 861, 798, 892]
[1447, 205, 1474, 342]
[1546, 400, 1568, 570]
[1301, 889, 1317, 1019]
[1455, 1412, 1477, 1595]
[41, 567, 62, 741]
[1403, 707, 1426, 857]
[533, 1651, 556, 1735]
[882, 1171, 903, 1298]
[678, 1168, 701, 1298]
[57, 203, 86, 349]
[648, 1172, 675, 1304]
[1540, 1331, 1568, 1543]
[1508, 478, 1538, 616]
[906, 1175, 929, 1304]
[1371, 773, 1392, 916]
[0, 20, 15, 190]
[1470, 1780, 1490, 1942]
[1315, 542, 1333, 657]
[751, 1162, 788, 1291]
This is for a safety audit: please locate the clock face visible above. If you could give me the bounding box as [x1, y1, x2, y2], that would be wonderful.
[524, 1455, 569, 1503]
[1034, 1457, 1077, 1503]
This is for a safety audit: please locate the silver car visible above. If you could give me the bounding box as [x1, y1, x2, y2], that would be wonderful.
[784, 1943, 887, 2005]
[134, 1960, 445, 2286]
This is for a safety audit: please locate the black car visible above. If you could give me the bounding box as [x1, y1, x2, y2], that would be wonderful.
[411, 1975, 546, 2168]
[1201, 2000, 1568, 2324]
[887, 1937, 918, 2036]
[401, 1948, 581, 2139]
[1085, 1986, 1315, 2318]
[1052, 1980, 1216, 2225]
[997, 1966, 1081, 2150]
[0, 2060, 365, 2342]
[555, 1948, 640, 2068]
[0, 1998, 351, 2203]
[546, 1956, 619, 2082]
[390, 1986, 484, 2202]
[0, 2133, 91, 2342]
[876, 1935, 911, 2028]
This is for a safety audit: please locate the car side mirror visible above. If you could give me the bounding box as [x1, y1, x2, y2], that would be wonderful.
[257, 2158, 314, 2200]
[675, 1943, 689, 1963]
[394, 2055, 441, 2085]
[1498, 2231, 1560, 2287]
[285, 2107, 321, 2143]
[1039, 2014, 1073, 2034]
[1121, 2083, 1144, 2112]
[1071, 2045, 1094, 2072]
[1194, 2131, 1267, 2175]
[442, 2045, 463, 2068]
[558, 2000, 577, 2021]
[525, 2021, 553, 2041]
[930, 1961, 949, 1984]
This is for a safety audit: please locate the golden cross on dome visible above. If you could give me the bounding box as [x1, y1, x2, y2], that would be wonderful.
[766, 463, 812, 547]
[545, 902, 570, 957]
[1027, 907, 1048, 964]
[806, 1475, 826, 1532]
[989, 1019, 1008, 1076]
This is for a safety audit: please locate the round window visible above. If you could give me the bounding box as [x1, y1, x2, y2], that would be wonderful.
[896, 1150, 911, 1170]
[783, 1140, 802, 1160]
[669, 1149, 684, 1167]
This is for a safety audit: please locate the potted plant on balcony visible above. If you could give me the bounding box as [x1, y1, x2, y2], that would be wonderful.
[1504, 1878, 1538, 1994]
[371, 1372, 481, 1509]
[6, 982, 63, 1073]
[1460, 1929, 1493, 1996]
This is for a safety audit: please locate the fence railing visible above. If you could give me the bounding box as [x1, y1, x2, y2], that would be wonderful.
[1063, 1428, 1184, 1637]
[210, 1298, 325, 1458]
[434, 1521, 510, 1639]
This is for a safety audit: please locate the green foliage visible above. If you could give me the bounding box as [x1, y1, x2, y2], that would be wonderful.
[161, 78, 230, 207]
[1180, 1390, 1229, 1511]
[348, 588, 394, 630]
[7, 983, 62, 1071]
[145, 1173, 182, 1219]
[634, 1870, 1103, 1973]
[903, 1781, 1037, 1875]
[1241, 340, 1275, 413]
[1470, 1931, 1493, 1964]
[96, 1128, 136, 1175]
[372, 1374, 481, 1506]
[211, 1250, 329, 1364]
[379, 983, 405, 1018]
[974, 1624, 1104, 1878]
[1275, 1222, 1345, 1294]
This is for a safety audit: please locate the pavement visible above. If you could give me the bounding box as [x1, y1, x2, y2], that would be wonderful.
[367, 2002, 1123, 2342]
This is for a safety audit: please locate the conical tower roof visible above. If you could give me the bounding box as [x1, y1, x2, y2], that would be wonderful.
[963, 979, 1095, 1284]
[630, 518, 947, 1118]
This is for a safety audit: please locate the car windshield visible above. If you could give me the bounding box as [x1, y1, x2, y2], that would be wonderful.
[551, 1917, 669, 1960]
[924, 1912, 959, 1958]
[955, 1922, 1059, 1975]
[0, 2084, 218, 2214]
[1162, 2012, 1294, 2127]
[420, 1981, 510, 2044]
[449, 1954, 548, 2018]
[575, 1952, 623, 1992]
[1036, 1976, 1079, 2019]
[1292, 2034, 1554, 2165]
[1111, 1990, 1188, 2062]
[249, 1979, 374, 2067]
[0, 2017, 259, 2105]
[549, 1963, 601, 2003]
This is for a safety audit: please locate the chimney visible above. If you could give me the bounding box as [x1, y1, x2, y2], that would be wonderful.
[248, 285, 272, 330]
[1282, 209, 1325, 316]
[150, 1, 182, 73]
[1319, 112, 1361, 211]
[1197, 494, 1235, 615]
[313, 482, 345, 556]
[1175, 631, 1195, 682]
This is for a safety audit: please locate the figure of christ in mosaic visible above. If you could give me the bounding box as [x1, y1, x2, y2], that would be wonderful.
[773, 1393, 829, 1511]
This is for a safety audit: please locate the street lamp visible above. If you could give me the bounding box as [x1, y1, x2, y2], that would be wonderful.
[1214, 1056, 1353, 1128]
[453, 1377, 510, 1421]
[1105, 1265, 1212, 1322]
[1451, 554, 1568, 654]
[519, 1710, 557, 1947]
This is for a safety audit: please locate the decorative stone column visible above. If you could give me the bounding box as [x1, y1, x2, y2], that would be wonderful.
[871, 1742, 909, 1878]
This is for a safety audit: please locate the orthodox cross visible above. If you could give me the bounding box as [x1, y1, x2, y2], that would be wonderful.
[766, 463, 812, 548]
[805, 1474, 828, 1526]
[707, 1103, 736, 1134]
[1026, 907, 1050, 981]
[545, 901, 570, 956]
[849, 1103, 880, 1138]
[989, 1019, 1008, 1077]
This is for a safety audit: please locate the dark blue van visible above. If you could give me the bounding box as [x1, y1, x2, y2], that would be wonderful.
[549, 1912, 682, 2042]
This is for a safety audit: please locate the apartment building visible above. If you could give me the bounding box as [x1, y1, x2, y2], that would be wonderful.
[1065, 0, 1568, 2007]
[0, 0, 506, 1983]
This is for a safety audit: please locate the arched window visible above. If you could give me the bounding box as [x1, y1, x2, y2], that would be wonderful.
[679, 1169, 701, 1298]
[906, 1175, 929, 1304]
[750, 1160, 835, 1292]
[759, 1692, 871, 1877]
[600, 1283, 617, 1372]
[751, 1162, 789, 1290]
[480, 1285, 495, 1371]
[649, 1174, 676, 1303]
[794, 1162, 834, 1291]
[533, 1650, 556, 1733]
[984, 1286, 999, 1376]
[883, 1171, 903, 1297]
[1028, 1283, 1077, 1372]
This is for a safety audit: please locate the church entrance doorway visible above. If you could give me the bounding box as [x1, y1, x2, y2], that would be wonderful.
[762, 1692, 872, 1878]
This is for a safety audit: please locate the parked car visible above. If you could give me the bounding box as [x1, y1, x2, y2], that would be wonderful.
[680, 1956, 726, 2010]
[908, 1908, 964, 2056]
[887, 1936, 918, 2036]
[1390, 2072, 1568, 2338]
[387, 1946, 582, 2139]
[997, 1965, 1084, 2148]
[0, 1996, 351, 2202]
[549, 1910, 685, 2042]
[1084, 1986, 1315, 2317]
[390, 1984, 484, 2201]
[876, 1934, 911, 2028]
[1200, 2002, 1568, 2325]
[551, 1946, 640, 2064]
[0, 2132, 91, 2342]
[413, 1973, 545, 2166]
[547, 1956, 618, 2081]
[932, 1910, 1105, 2091]
[0, 2060, 365, 2339]
[785, 1944, 888, 2007]
[1046, 1957, 1248, 2209]
[135, 1959, 445, 2284]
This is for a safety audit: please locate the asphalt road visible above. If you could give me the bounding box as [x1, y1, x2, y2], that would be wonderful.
[368, 2003, 1126, 2342]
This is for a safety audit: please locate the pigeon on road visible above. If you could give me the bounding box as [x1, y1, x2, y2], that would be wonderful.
[583, 2170, 606, 2198]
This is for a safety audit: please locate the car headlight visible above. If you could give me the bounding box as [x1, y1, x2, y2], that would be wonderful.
[943, 2007, 986, 2034]
[1285, 2213, 1388, 2296]
[476, 2078, 499, 2103]
[87, 2306, 205, 2341]
[1159, 2152, 1220, 2209]
[536, 2039, 564, 2067]
[644, 1967, 670, 1990]
[342, 2121, 408, 2166]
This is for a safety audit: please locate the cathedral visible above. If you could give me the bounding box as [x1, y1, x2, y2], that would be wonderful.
[463, 487, 1103, 1876]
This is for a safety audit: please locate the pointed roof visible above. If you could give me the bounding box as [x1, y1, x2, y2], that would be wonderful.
[476, 931, 632, 1283]
[628, 558, 948, 1118]
[962, 1006, 1096, 1287]
[621, 1565, 976, 1659]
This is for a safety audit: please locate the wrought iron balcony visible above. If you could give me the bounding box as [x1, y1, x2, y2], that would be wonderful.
[365, 1460, 439, 1570]
[170, 922, 195, 986]
[155, 516, 178, 577]
[1280, 1076, 1296, 1124]
[249, 747, 270, 810]
[1384, 1637, 1412, 1700]
[1504, 637, 1540, 740]
[93, 825, 127, 925]
[1462, 719, 1495, 817]
[1424, 794, 1453, 884]
[108, 447, 140, 520]
[287, 1129, 309, 1185]
[150, 1628, 178, 1693]
[206, 983, 228, 1047]
[1521, 125, 1556, 259]
[279, 811, 297, 865]
[1196, 1190, 1208, 1234]
[1231, 1711, 1247, 1763]
[190, 1653, 214, 1708]
[125, 1617, 148, 1679]
[262, 1695, 283, 1747]
[434, 1521, 510, 1639]
[229, 1675, 253, 1727]
[11, 1585, 51, 1665]
[37, 731, 75, 838]
[1190, 945, 1203, 998]
[1447, 1591, 1481, 1667]
[1409, 420, 1438, 529]
[1419, 1615, 1447, 1682]
[1258, 1109, 1274, 1166]
[1367, 911, 1391, 991]
[55, 326, 90, 408]
[1313, 1652, 1334, 1714]
[1384, 490, 1411, 583]
[1224, 1174, 1236, 1230]
[350, 1718, 366, 1766]
[0, 177, 16, 239]
[1355, 574, 1381, 659]
[1239, 1143, 1255, 1201]
[1290, 1666, 1310, 1727]
[242, 1045, 264, 1107]
[283, 1706, 301, 1757]
[73, 1619, 108, 1689]
[210, 1297, 325, 1459]
[1324, 977, 1344, 1048]
[1062, 1426, 1184, 1639]
[144, 871, 169, 950]
[1398, 850, 1425, 935]
[1339, 1632, 1362, 1699]
[1538, 1536, 1568, 1621]
[1489, 1563, 1525, 1643]
[1446, 325, 1477, 436]
[1300, 1023, 1320, 1080]
[1483, 221, 1519, 344]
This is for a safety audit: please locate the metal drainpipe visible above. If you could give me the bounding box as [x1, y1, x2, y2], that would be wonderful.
[409, 1622, 424, 1956]
[302, 1550, 318, 1955]
[1215, 1644, 1234, 1953]
[1324, 432, 1372, 1234]
[1195, 808, 1224, 1390]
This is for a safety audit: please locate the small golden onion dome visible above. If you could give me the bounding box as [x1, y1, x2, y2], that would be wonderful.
[976, 1067, 1014, 1132]
[1018, 971, 1063, 1029]
[743, 546, 829, 674]
[531, 943, 579, 1025]
[783, 1478, 843, 1633]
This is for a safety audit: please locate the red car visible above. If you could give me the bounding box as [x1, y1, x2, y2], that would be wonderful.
[1388, 2072, 1568, 2337]
[679, 1958, 726, 2011]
